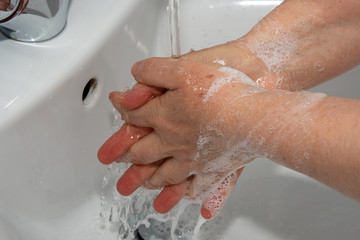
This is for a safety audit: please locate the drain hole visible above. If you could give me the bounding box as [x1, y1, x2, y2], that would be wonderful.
[82, 78, 98, 105]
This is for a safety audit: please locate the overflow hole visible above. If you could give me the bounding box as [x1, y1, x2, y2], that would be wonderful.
[82, 78, 98, 105]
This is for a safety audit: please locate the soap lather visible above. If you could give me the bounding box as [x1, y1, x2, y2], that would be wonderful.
[0, 0, 70, 42]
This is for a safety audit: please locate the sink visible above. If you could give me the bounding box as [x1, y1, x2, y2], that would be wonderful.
[0, 0, 359, 240]
[0, 0, 159, 239]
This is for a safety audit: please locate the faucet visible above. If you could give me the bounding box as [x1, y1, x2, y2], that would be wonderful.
[0, 0, 70, 42]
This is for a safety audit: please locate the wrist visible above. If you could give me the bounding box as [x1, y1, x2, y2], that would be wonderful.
[226, 39, 279, 90]
[182, 39, 277, 90]
[240, 0, 360, 91]
[244, 90, 327, 167]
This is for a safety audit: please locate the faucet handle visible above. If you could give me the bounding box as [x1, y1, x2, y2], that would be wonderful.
[0, 0, 28, 23]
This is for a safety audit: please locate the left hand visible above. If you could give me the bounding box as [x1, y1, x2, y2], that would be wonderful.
[98, 81, 245, 219]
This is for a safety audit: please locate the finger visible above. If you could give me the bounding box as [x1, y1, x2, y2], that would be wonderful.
[99, 82, 163, 164]
[116, 93, 164, 128]
[97, 123, 152, 165]
[121, 132, 173, 165]
[131, 58, 181, 90]
[110, 84, 165, 127]
[112, 102, 151, 127]
[109, 84, 164, 111]
[145, 158, 192, 188]
[116, 162, 161, 196]
[153, 181, 189, 214]
[201, 167, 244, 220]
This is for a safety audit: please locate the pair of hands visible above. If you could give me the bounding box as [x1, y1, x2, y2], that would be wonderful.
[97, 0, 360, 219]
[97, 42, 271, 219]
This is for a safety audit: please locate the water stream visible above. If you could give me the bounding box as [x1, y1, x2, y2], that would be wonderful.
[168, 0, 181, 58]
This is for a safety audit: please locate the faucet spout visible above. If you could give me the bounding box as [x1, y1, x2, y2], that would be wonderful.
[0, 0, 69, 42]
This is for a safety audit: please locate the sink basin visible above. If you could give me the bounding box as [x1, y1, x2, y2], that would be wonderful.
[0, 0, 359, 239]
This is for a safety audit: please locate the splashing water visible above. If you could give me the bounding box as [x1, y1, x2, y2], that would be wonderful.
[99, 108, 217, 240]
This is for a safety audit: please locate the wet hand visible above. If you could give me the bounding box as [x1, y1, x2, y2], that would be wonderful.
[99, 57, 268, 219]
[98, 81, 245, 219]
[98, 39, 273, 219]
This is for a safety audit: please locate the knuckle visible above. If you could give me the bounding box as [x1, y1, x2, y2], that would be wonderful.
[142, 99, 162, 127]
[120, 152, 132, 163]
[143, 180, 161, 190]
[157, 167, 180, 186]
[129, 146, 146, 164]
[120, 109, 130, 122]
[122, 109, 143, 126]
[126, 112, 137, 124]
[142, 112, 155, 127]
[140, 58, 154, 81]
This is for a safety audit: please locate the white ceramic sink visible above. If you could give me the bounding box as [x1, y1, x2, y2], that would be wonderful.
[0, 0, 359, 240]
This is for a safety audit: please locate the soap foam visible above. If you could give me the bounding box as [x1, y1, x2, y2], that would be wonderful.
[200, 171, 238, 218]
[193, 66, 327, 222]
[99, 109, 216, 240]
[203, 66, 263, 103]
[246, 24, 299, 89]
[213, 59, 226, 66]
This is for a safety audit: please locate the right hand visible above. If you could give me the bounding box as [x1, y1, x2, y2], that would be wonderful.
[97, 36, 281, 220]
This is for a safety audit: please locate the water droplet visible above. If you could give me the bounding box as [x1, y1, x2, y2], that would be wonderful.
[100, 212, 106, 219]
[314, 61, 325, 72]
[102, 176, 109, 188]
[304, 152, 310, 159]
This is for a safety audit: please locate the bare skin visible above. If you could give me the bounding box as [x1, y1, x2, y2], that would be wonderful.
[98, 0, 360, 219]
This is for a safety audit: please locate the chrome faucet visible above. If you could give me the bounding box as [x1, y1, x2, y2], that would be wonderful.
[0, 0, 70, 42]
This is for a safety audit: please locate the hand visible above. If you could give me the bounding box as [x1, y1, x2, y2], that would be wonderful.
[99, 15, 342, 216]
[101, 57, 270, 218]
[97, 40, 265, 164]
[98, 41, 268, 219]
[98, 81, 245, 219]
[98, 84, 163, 165]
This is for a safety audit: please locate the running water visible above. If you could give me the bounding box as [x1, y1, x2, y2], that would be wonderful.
[169, 0, 181, 58]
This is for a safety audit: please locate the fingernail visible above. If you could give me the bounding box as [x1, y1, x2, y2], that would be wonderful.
[109, 91, 119, 101]
[109, 91, 130, 109]
[201, 207, 213, 220]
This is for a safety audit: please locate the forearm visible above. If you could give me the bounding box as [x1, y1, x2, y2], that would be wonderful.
[248, 91, 360, 201]
[234, 0, 360, 198]
[183, 0, 360, 91]
[280, 96, 360, 200]
[183, 64, 360, 201]
[240, 0, 360, 90]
